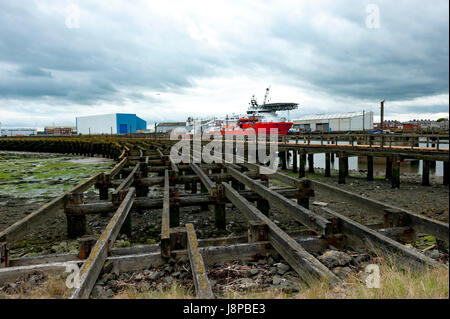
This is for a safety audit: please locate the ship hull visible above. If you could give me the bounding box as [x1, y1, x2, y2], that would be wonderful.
[209, 122, 293, 135]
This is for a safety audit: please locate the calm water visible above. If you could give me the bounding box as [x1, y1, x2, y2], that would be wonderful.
[285, 139, 448, 177]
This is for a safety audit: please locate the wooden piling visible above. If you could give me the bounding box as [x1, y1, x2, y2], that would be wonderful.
[343, 156, 348, 176]
[0, 242, 8, 268]
[214, 202, 226, 230]
[338, 154, 346, 184]
[256, 198, 270, 216]
[422, 160, 430, 186]
[66, 194, 86, 238]
[292, 150, 298, 173]
[325, 153, 331, 177]
[308, 153, 314, 173]
[385, 156, 392, 180]
[367, 156, 374, 181]
[391, 155, 400, 189]
[297, 179, 315, 209]
[78, 236, 97, 260]
[299, 151, 306, 178]
[248, 221, 268, 243]
[281, 151, 287, 170]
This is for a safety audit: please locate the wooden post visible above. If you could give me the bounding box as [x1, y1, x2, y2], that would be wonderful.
[344, 156, 349, 176]
[444, 161, 449, 186]
[170, 188, 180, 227]
[325, 153, 331, 177]
[299, 151, 306, 178]
[95, 173, 109, 200]
[184, 170, 191, 191]
[385, 156, 392, 180]
[214, 203, 226, 230]
[199, 181, 209, 211]
[191, 181, 198, 194]
[0, 242, 8, 268]
[383, 208, 407, 228]
[169, 227, 188, 251]
[338, 154, 346, 184]
[297, 179, 315, 209]
[248, 221, 268, 243]
[367, 156, 374, 181]
[391, 155, 400, 189]
[135, 176, 149, 198]
[281, 151, 287, 170]
[66, 193, 86, 238]
[292, 150, 298, 173]
[78, 235, 97, 260]
[308, 153, 314, 173]
[256, 198, 270, 216]
[422, 160, 430, 186]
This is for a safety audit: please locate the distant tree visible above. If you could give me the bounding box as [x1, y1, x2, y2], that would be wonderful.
[436, 118, 448, 122]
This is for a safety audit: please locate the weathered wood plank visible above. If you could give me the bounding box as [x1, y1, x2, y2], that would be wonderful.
[320, 207, 439, 269]
[185, 223, 215, 299]
[160, 170, 170, 258]
[70, 187, 135, 299]
[222, 182, 339, 284]
[112, 163, 139, 195]
[311, 179, 449, 243]
[226, 165, 332, 236]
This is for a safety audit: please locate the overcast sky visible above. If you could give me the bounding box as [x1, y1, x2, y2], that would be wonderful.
[0, 0, 448, 128]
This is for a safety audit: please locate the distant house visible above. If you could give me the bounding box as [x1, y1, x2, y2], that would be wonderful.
[44, 126, 76, 136]
[76, 113, 147, 135]
[403, 119, 440, 129]
[155, 122, 187, 133]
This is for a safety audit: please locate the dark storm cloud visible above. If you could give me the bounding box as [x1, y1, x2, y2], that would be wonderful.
[0, 1, 222, 105]
[0, 0, 448, 117]
[240, 0, 449, 101]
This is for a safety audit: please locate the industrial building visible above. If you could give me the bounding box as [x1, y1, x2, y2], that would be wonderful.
[44, 126, 76, 136]
[293, 111, 374, 132]
[76, 113, 147, 135]
[155, 122, 187, 133]
[0, 128, 37, 137]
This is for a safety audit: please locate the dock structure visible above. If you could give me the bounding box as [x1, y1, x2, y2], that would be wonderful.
[0, 135, 448, 298]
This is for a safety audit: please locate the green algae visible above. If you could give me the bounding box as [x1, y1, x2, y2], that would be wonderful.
[0, 151, 114, 202]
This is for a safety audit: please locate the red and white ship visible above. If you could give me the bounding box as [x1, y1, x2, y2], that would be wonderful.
[191, 88, 298, 136]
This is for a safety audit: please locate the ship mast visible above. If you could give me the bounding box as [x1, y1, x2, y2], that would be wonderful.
[263, 87, 271, 105]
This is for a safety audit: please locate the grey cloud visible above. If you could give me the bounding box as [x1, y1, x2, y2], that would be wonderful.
[0, 0, 448, 121]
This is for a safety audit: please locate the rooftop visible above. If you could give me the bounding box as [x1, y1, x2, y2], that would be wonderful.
[295, 111, 372, 121]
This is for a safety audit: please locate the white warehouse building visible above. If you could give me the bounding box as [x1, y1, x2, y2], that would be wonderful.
[293, 111, 374, 132]
[76, 113, 147, 135]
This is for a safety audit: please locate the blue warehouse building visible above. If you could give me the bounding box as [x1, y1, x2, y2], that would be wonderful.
[76, 113, 147, 135]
